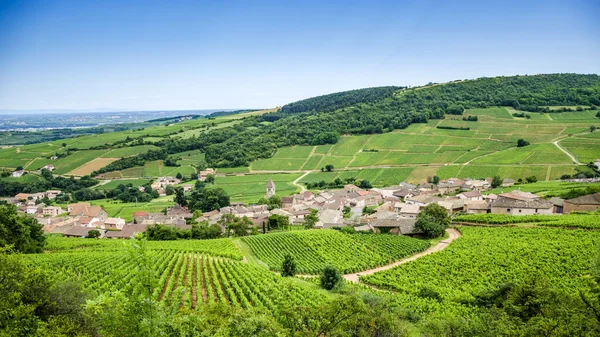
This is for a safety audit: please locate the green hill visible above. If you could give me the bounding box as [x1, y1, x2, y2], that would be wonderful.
[1, 74, 600, 203]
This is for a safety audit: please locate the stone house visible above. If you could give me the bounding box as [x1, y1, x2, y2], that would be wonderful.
[563, 193, 600, 213]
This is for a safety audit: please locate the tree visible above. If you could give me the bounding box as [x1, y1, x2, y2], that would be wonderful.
[526, 175, 538, 183]
[61, 142, 67, 147]
[491, 175, 503, 188]
[165, 185, 175, 195]
[303, 209, 319, 229]
[281, 254, 296, 277]
[16, 165, 23, 171]
[591, 125, 597, 132]
[174, 187, 187, 206]
[175, 172, 183, 179]
[0, 205, 46, 253]
[219, 214, 253, 237]
[325, 164, 334, 172]
[268, 214, 289, 230]
[359, 179, 372, 189]
[320, 265, 342, 290]
[0, 250, 91, 335]
[432, 175, 440, 185]
[87, 229, 101, 238]
[415, 203, 450, 238]
[205, 174, 215, 184]
[517, 139, 530, 147]
[342, 205, 352, 218]
[188, 187, 230, 212]
[446, 104, 465, 115]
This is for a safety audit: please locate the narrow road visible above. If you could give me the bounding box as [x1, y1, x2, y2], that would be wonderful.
[292, 171, 311, 192]
[553, 139, 581, 165]
[343, 228, 461, 283]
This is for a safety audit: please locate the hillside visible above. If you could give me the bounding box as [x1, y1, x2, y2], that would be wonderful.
[1, 74, 600, 206]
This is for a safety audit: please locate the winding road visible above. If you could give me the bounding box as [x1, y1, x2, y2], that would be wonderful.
[343, 228, 462, 283]
[292, 171, 311, 192]
[553, 139, 582, 165]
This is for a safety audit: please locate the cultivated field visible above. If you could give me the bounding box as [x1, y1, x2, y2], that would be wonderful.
[362, 226, 600, 303]
[242, 230, 430, 274]
[68, 157, 119, 176]
[3, 107, 599, 196]
[29, 236, 326, 313]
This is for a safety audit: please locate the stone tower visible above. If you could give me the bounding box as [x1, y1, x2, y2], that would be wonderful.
[266, 178, 276, 198]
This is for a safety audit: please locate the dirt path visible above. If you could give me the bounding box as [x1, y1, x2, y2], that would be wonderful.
[553, 139, 581, 165]
[292, 171, 311, 192]
[343, 228, 461, 283]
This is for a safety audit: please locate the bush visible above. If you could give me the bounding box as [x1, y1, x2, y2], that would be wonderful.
[320, 265, 342, 290]
[517, 139, 530, 147]
[281, 254, 296, 277]
[86, 230, 101, 238]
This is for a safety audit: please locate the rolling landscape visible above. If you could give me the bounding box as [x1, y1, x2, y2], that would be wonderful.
[2, 1, 600, 336]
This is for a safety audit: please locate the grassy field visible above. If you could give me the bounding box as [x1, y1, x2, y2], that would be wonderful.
[94, 178, 152, 190]
[213, 173, 302, 203]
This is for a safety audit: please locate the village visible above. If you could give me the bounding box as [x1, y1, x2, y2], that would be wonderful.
[4, 166, 600, 240]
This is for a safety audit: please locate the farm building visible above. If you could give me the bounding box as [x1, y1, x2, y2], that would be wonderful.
[563, 193, 600, 213]
[491, 191, 553, 215]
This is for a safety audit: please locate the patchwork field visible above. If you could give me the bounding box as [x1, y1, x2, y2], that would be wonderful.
[246, 108, 599, 186]
[68, 157, 119, 176]
[3, 107, 599, 196]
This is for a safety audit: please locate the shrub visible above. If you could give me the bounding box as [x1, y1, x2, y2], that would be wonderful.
[281, 254, 296, 277]
[320, 265, 342, 290]
[517, 139, 530, 147]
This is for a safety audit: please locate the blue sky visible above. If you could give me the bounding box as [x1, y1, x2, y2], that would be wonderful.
[0, 0, 598, 112]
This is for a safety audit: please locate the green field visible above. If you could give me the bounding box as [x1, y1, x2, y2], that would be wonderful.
[52, 150, 109, 174]
[94, 179, 152, 190]
[242, 230, 430, 274]
[100, 145, 159, 158]
[213, 173, 302, 203]
[362, 226, 600, 302]
[3, 107, 599, 202]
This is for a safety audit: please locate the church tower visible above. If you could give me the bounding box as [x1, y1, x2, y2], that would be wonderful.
[266, 178, 276, 198]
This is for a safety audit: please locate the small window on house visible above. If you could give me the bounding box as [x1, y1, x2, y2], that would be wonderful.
[535, 208, 538, 213]
[507, 208, 511, 212]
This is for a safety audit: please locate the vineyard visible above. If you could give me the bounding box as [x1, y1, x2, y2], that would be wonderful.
[453, 212, 600, 229]
[241, 230, 430, 274]
[45, 235, 243, 259]
[27, 247, 326, 313]
[361, 226, 600, 303]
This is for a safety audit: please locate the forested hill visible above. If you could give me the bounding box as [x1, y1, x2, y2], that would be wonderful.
[93, 73, 600, 171]
[279, 86, 403, 114]
[391, 73, 600, 114]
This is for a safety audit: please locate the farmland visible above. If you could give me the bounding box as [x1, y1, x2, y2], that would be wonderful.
[361, 226, 600, 303]
[3, 107, 599, 199]
[29, 237, 325, 312]
[241, 230, 430, 274]
[247, 107, 599, 185]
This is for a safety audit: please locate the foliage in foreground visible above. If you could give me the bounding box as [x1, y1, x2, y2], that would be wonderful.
[0, 204, 46, 253]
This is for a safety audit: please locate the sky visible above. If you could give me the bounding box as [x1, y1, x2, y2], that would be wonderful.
[0, 0, 598, 112]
